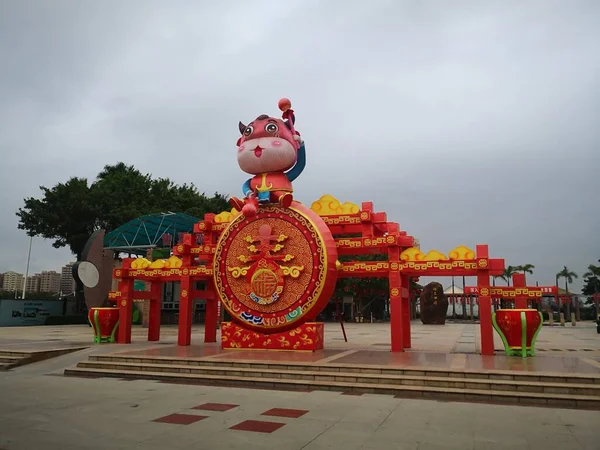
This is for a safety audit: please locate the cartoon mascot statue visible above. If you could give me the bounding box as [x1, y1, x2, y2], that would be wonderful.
[229, 98, 306, 217]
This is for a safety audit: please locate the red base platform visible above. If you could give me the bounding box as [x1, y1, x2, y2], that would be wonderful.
[221, 322, 324, 351]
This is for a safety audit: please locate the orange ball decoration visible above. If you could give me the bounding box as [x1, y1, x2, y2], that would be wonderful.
[278, 97, 292, 112]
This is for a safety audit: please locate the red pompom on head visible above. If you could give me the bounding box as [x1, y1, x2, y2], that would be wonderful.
[278, 97, 292, 112]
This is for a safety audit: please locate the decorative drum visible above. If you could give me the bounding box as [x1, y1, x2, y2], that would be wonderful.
[492, 309, 543, 357]
[88, 307, 120, 343]
[213, 202, 338, 335]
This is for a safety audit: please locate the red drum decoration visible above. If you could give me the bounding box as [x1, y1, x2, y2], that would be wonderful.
[492, 309, 542, 357]
[213, 202, 338, 342]
[88, 307, 120, 343]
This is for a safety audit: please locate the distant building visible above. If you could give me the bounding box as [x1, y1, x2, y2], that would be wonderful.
[2, 272, 24, 292]
[39, 271, 61, 293]
[25, 275, 41, 293]
[0, 273, 3, 289]
[60, 262, 76, 294]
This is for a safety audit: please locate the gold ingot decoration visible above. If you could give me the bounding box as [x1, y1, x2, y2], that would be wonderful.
[448, 246, 476, 260]
[423, 250, 448, 261]
[149, 259, 166, 269]
[214, 208, 241, 223]
[130, 258, 151, 269]
[310, 194, 360, 216]
[400, 247, 425, 261]
[164, 255, 183, 268]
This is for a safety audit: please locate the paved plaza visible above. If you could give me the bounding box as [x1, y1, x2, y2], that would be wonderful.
[1, 321, 599, 449]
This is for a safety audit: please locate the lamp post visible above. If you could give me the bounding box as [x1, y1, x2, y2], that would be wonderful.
[21, 235, 33, 300]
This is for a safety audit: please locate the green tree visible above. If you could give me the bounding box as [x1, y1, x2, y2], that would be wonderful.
[583, 261, 600, 318]
[515, 264, 535, 275]
[16, 162, 230, 258]
[502, 265, 518, 286]
[556, 266, 578, 320]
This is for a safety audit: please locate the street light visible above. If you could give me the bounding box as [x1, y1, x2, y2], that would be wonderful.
[21, 235, 33, 300]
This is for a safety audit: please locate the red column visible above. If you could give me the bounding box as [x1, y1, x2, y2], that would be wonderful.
[117, 278, 134, 344]
[204, 282, 218, 343]
[401, 274, 411, 349]
[387, 222, 403, 352]
[389, 271, 404, 352]
[177, 276, 193, 346]
[148, 281, 162, 342]
[476, 245, 494, 356]
[512, 273, 528, 309]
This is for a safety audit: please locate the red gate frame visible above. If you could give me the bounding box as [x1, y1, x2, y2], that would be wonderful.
[109, 196, 505, 355]
[465, 273, 558, 309]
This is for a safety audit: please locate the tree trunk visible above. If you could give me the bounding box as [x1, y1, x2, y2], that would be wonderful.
[595, 284, 600, 319]
[565, 280, 571, 319]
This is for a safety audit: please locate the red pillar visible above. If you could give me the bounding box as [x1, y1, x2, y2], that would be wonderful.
[148, 281, 162, 342]
[512, 273, 528, 309]
[204, 282, 218, 343]
[117, 278, 134, 344]
[387, 222, 403, 352]
[389, 271, 404, 352]
[476, 245, 494, 356]
[177, 276, 193, 346]
[401, 275, 411, 349]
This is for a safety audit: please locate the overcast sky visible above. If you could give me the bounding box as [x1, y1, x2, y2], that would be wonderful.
[1, 1, 598, 293]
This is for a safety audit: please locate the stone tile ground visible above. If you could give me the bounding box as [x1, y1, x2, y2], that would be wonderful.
[1, 360, 599, 450]
[1, 321, 599, 355]
[0, 322, 599, 449]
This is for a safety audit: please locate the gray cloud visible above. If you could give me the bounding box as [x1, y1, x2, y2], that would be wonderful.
[1, 0, 599, 292]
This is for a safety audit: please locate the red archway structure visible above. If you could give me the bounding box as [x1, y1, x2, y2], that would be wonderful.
[465, 273, 558, 310]
[109, 195, 505, 355]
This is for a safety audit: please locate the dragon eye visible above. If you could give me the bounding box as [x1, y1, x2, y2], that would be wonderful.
[243, 126, 253, 137]
[265, 123, 278, 134]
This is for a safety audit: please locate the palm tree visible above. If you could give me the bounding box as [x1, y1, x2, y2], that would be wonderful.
[515, 264, 535, 275]
[557, 266, 578, 321]
[503, 265, 518, 286]
[583, 263, 600, 318]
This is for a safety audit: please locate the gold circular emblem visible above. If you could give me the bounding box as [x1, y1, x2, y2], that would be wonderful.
[181, 289, 188, 298]
[480, 288, 490, 296]
[391, 288, 400, 297]
[251, 269, 279, 298]
[478, 259, 488, 268]
[120, 299, 127, 307]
